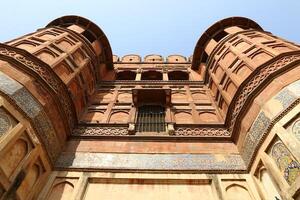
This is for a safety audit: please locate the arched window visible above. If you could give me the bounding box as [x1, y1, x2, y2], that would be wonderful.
[116, 71, 136, 80]
[141, 71, 162, 80]
[168, 71, 189, 80]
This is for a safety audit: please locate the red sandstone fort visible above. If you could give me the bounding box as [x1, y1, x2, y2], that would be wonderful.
[0, 16, 299, 199]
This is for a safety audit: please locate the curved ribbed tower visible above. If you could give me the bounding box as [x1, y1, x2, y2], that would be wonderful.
[0, 16, 299, 200]
[0, 15, 113, 200]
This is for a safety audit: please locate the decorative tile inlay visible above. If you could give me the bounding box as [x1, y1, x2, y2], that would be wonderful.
[269, 139, 300, 185]
[72, 126, 231, 137]
[11, 88, 41, 119]
[55, 152, 246, 172]
[0, 72, 60, 163]
[274, 89, 296, 109]
[175, 127, 230, 137]
[248, 112, 271, 142]
[0, 107, 17, 136]
[241, 111, 271, 165]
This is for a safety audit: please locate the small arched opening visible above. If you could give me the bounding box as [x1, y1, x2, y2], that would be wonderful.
[116, 71, 136, 80]
[141, 71, 162, 80]
[168, 71, 189, 80]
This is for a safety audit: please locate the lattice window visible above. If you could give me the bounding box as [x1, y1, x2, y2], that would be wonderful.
[135, 105, 166, 132]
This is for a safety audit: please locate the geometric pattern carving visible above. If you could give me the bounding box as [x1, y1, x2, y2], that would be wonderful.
[241, 111, 271, 165]
[175, 127, 230, 137]
[73, 126, 129, 136]
[72, 126, 231, 137]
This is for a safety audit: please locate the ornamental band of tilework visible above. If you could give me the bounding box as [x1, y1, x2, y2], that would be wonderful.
[0, 72, 60, 163]
[55, 152, 246, 172]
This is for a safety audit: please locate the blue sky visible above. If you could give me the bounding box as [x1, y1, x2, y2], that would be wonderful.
[0, 0, 299, 57]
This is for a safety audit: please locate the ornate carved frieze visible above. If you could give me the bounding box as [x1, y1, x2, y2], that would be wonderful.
[72, 126, 230, 138]
[0, 43, 76, 131]
[73, 126, 129, 136]
[174, 127, 230, 137]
